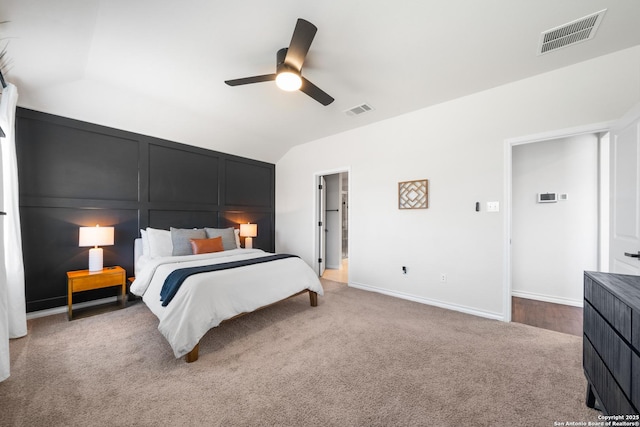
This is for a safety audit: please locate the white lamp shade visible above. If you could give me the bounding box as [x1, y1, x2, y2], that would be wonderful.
[239, 223, 257, 238]
[79, 225, 114, 247]
[240, 223, 257, 249]
[79, 225, 114, 272]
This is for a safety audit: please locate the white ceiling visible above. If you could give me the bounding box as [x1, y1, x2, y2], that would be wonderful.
[2, 1, 639, 163]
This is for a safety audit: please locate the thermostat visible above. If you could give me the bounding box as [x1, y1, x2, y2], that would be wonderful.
[537, 192, 557, 203]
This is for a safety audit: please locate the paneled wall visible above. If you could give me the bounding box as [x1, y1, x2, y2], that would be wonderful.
[16, 108, 275, 312]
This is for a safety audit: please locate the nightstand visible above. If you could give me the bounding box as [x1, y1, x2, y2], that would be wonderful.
[67, 266, 126, 320]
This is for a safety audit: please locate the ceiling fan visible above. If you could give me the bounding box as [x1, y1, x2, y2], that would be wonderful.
[224, 18, 334, 106]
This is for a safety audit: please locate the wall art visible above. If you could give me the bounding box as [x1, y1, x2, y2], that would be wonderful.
[398, 179, 428, 209]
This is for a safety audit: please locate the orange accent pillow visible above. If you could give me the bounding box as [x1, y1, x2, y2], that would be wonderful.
[190, 236, 224, 254]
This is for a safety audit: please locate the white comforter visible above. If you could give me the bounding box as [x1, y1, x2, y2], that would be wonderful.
[131, 249, 324, 358]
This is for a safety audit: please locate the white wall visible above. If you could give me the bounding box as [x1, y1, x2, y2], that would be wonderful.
[511, 135, 599, 306]
[275, 46, 640, 320]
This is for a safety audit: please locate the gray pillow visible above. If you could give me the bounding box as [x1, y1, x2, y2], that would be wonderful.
[170, 227, 206, 256]
[204, 227, 236, 251]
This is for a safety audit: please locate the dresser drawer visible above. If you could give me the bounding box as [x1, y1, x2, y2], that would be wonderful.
[70, 271, 124, 292]
[584, 339, 636, 416]
[585, 275, 632, 341]
[634, 309, 640, 350]
[584, 302, 632, 397]
[633, 351, 640, 411]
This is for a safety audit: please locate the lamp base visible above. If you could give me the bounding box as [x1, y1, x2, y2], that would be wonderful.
[88, 247, 104, 272]
[244, 237, 253, 249]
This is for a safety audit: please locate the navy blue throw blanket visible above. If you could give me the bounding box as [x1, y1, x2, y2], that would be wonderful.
[160, 254, 299, 306]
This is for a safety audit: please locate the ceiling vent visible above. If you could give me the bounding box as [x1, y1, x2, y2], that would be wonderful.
[344, 103, 374, 117]
[537, 9, 606, 55]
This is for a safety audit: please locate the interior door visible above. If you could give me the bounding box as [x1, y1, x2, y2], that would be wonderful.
[610, 104, 640, 275]
[318, 176, 326, 276]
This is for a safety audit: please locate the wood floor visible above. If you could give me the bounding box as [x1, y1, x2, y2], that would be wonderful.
[512, 296, 582, 336]
[322, 258, 349, 283]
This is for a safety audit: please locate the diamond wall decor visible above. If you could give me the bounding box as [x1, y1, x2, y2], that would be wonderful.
[398, 179, 428, 209]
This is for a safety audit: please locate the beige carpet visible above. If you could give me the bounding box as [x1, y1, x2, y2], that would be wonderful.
[1, 279, 599, 426]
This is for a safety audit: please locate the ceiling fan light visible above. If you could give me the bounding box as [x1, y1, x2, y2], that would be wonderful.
[276, 71, 302, 91]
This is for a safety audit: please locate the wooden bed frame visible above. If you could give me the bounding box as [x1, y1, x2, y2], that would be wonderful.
[184, 289, 318, 362]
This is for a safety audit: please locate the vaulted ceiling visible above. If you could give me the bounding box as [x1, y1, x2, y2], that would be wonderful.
[2, 1, 639, 163]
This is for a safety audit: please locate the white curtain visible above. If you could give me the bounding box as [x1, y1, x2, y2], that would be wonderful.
[0, 83, 26, 382]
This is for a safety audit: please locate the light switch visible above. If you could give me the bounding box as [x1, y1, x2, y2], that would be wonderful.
[487, 201, 500, 212]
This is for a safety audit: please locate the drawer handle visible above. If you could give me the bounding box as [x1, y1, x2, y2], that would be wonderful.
[624, 251, 640, 258]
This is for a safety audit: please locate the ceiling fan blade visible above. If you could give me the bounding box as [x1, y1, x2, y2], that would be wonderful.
[300, 77, 334, 106]
[225, 74, 276, 86]
[284, 19, 317, 71]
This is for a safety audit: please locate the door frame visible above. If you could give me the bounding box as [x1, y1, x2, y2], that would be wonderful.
[318, 175, 326, 277]
[313, 167, 351, 278]
[503, 121, 614, 322]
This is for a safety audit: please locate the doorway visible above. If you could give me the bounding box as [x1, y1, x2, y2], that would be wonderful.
[505, 124, 612, 325]
[316, 170, 349, 283]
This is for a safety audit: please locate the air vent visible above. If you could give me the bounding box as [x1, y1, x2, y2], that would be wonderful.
[537, 9, 606, 55]
[344, 103, 374, 117]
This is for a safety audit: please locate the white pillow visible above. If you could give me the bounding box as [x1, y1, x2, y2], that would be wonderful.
[146, 227, 173, 258]
[234, 228, 241, 249]
[140, 229, 150, 257]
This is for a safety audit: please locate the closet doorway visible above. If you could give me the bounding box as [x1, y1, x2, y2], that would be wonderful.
[316, 171, 349, 283]
[507, 129, 609, 334]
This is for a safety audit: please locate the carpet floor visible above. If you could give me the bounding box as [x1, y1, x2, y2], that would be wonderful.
[1, 279, 600, 426]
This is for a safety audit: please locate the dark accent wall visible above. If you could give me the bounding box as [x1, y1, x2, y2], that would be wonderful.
[16, 108, 275, 312]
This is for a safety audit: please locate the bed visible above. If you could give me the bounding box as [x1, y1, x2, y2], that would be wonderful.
[130, 227, 324, 362]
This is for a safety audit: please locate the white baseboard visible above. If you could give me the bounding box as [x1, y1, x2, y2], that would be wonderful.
[26, 296, 119, 320]
[511, 290, 583, 308]
[348, 281, 505, 321]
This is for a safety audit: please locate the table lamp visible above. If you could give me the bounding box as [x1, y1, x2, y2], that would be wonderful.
[240, 223, 257, 249]
[79, 225, 114, 271]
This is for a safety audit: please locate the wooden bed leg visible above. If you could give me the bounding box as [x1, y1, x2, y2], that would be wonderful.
[185, 343, 199, 363]
[183, 291, 317, 363]
[309, 291, 318, 307]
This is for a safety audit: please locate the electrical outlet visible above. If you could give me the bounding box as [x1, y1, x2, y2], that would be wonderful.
[486, 201, 500, 212]
[402, 266, 407, 275]
[440, 273, 447, 282]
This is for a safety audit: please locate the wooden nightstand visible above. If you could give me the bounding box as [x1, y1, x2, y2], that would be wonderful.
[67, 266, 126, 320]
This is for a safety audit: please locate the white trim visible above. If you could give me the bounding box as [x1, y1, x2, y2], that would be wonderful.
[26, 296, 118, 320]
[349, 281, 504, 321]
[506, 121, 614, 146]
[503, 135, 512, 322]
[511, 290, 583, 308]
[503, 121, 614, 323]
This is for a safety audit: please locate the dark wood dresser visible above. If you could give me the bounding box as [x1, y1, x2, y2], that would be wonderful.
[583, 271, 640, 415]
